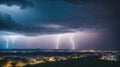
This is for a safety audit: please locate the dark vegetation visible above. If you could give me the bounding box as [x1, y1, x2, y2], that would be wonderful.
[25, 57, 120, 67]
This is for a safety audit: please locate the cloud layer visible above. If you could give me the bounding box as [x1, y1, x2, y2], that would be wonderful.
[0, 0, 120, 36]
[0, 0, 120, 49]
[0, 13, 76, 36]
[0, 0, 33, 9]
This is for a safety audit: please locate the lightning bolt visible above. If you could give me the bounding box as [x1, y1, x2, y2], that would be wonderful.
[70, 33, 75, 50]
[3, 35, 21, 49]
[56, 34, 61, 49]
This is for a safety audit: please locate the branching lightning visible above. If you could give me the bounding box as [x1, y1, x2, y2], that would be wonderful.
[4, 37, 10, 49]
[3, 35, 21, 49]
[56, 35, 61, 49]
[56, 33, 76, 50]
[70, 33, 75, 50]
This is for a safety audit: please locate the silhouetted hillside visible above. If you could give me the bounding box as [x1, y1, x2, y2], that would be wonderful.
[25, 58, 120, 67]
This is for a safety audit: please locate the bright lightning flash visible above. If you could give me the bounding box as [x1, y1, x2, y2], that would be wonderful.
[56, 33, 76, 50]
[4, 35, 21, 49]
[70, 33, 75, 50]
[56, 35, 62, 49]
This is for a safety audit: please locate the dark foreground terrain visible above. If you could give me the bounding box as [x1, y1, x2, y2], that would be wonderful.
[25, 57, 120, 67]
[0, 49, 120, 67]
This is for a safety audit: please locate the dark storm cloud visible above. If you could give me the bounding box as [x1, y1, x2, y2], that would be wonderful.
[0, 0, 120, 50]
[0, 13, 18, 29]
[0, 13, 75, 36]
[63, 0, 92, 4]
[60, 0, 120, 50]
[0, 0, 120, 36]
[0, 0, 33, 9]
[57, 0, 120, 33]
[0, 13, 24, 32]
[63, 0, 120, 20]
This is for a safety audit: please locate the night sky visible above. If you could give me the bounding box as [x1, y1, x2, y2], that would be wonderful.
[0, 0, 120, 50]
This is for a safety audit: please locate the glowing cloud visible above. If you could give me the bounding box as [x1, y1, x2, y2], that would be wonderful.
[0, 31, 99, 49]
[8, 35, 21, 43]
[0, 5, 22, 13]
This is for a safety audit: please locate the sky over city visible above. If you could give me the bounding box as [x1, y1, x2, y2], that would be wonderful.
[0, 0, 120, 50]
